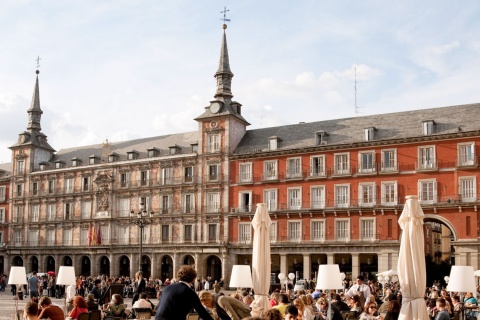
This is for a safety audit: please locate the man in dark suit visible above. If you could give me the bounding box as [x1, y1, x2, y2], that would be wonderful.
[155, 265, 213, 320]
[332, 294, 350, 312]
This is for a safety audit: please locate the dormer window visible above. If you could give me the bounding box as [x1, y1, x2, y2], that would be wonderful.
[364, 127, 376, 141]
[108, 152, 119, 163]
[39, 162, 48, 171]
[89, 155, 100, 165]
[147, 148, 160, 158]
[191, 143, 198, 153]
[71, 157, 82, 167]
[422, 120, 435, 136]
[127, 150, 139, 160]
[55, 161, 65, 169]
[169, 145, 181, 155]
[315, 131, 328, 146]
[231, 102, 242, 115]
[268, 136, 281, 151]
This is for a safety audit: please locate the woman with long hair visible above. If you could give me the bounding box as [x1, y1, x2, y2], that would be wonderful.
[69, 296, 89, 320]
[293, 297, 313, 320]
[103, 293, 127, 318]
[359, 302, 383, 320]
[384, 300, 401, 320]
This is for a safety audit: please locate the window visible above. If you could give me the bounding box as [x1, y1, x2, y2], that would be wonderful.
[117, 226, 128, 245]
[143, 225, 150, 244]
[207, 134, 220, 153]
[81, 201, 91, 219]
[13, 206, 23, 223]
[147, 148, 159, 158]
[64, 203, 73, 220]
[459, 177, 476, 202]
[422, 120, 435, 135]
[335, 219, 350, 241]
[208, 164, 219, 181]
[359, 183, 376, 207]
[184, 225, 193, 242]
[239, 163, 252, 183]
[270, 222, 278, 243]
[387, 219, 393, 238]
[360, 218, 375, 241]
[16, 184, 23, 197]
[315, 131, 328, 145]
[288, 221, 301, 242]
[30, 230, 39, 246]
[127, 151, 138, 160]
[118, 198, 130, 217]
[48, 180, 55, 194]
[264, 189, 277, 211]
[334, 184, 350, 208]
[14, 230, 22, 244]
[334, 153, 350, 175]
[160, 225, 170, 242]
[65, 178, 74, 193]
[288, 187, 302, 210]
[31, 205, 40, 222]
[120, 173, 129, 188]
[238, 191, 252, 213]
[161, 195, 172, 214]
[381, 182, 398, 205]
[0, 208, 5, 223]
[466, 216, 471, 236]
[381, 149, 397, 172]
[311, 186, 325, 209]
[140, 170, 149, 186]
[183, 194, 194, 213]
[16, 160, 24, 175]
[63, 228, 72, 245]
[358, 151, 376, 173]
[207, 192, 220, 213]
[239, 223, 252, 243]
[418, 146, 436, 169]
[364, 127, 375, 141]
[82, 177, 91, 192]
[208, 224, 218, 242]
[458, 143, 476, 166]
[311, 220, 325, 242]
[418, 179, 437, 204]
[47, 204, 55, 221]
[264, 160, 277, 180]
[184, 166, 194, 183]
[161, 168, 173, 185]
[191, 144, 198, 153]
[139, 196, 150, 211]
[89, 156, 100, 164]
[55, 161, 64, 169]
[100, 225, 109, 244]
[286, 157, 302, 179]
[0, 186, 5, 201]
[80, 228, 89, 245]
[32, 182, 38, 196]
[269, 137, 278, 151]
[310, 155, 325, 177]
[46, 229, 55, 246]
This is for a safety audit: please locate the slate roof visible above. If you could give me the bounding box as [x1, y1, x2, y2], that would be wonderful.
[233, 103, 480, 155]
[50, 131, 199, 165]
[0, 162, 12, 177]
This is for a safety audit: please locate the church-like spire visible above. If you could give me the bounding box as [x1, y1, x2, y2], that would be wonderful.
[27, 68, 43, 132]
[214, 23, 234, 101]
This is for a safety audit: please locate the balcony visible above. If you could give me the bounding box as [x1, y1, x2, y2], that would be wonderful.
[308, 168, 326, 179]
[379, 160, 399, 173]
[355, 162, 377, 175]
[231, 205, 252, 213]
[330, 166, 352, 177]
[285, 169, 304, 180]
[415, 159, 438, 171]
[457, 155, 478, 168]
[237, 173, 253, 184]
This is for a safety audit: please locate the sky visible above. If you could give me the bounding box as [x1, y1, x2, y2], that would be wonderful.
[1, 0, 480, 164]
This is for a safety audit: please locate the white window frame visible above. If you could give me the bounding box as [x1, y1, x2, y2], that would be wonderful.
[120, 173, 129, 188]
[238, 191, 252, 213]
[459, 176, 476, 202]
[310, 155, 326, 177]
[82, 176, 91, 192]
[63, 228, 72, 245]
[310, 186, 325, 209]
[239, 223, 252, 244]
[0, 186, 5, 201]
[30, 229, 39, 246]
[47, 204, 55, 221]
[264, 160, 278, 180]
[183, 193, 194, 214]
[139, 196, 151, 211]
[64, 203, 73, 220]
[360, 218, 376, 241]
[207, 192, 220, 213]
[381, 149, 397, 172]
[358, 182, 376, 207]
[364, 128, 375, 141]
[458, 142, 476, 166]
[422, 121, 434, 135]
[381, 181, 398, 205]
[161, 194, 173, 214]
[239, 163, 253, 183]
[65, 178, 74, 193]
[0, 208, 4, 223]
[418, 146, 436, 170]
[335, 219, 350, 242]
[418, 179, 437, 204]
[288, 220, 302, 242]
[81, 201, 92, 219]
[286, 157, 302, 179]
[80, 228, 89, 246]
[31, 205, 40, 222]
[16, 160, 24, 175]
[264, 189, 277, 212]
[208, 164, 220, 182]
[118, 198, 130, 217]
[159, 224, 172, 243]
[117, 226, 129, 245]
[207, 134, 220, 153]
[358, 151, 376, 173]
[14, 230, 22, 245]
[183, 224, 194, 243]
[14, 206, 23, 223]
[206, 223, 219, 243]
[139, 169, 150, 186]
[311, 219, 326, 242]
[46, 229, 55, 246]
[161, 168, 173, 185]
[334, 184, 350, 208]
[184, 166, 194, 183]
[269, 138, 278, 151]
[334, 153, 350, 175]
[270, 221, 278, 243]
[288, 187, 302, 210]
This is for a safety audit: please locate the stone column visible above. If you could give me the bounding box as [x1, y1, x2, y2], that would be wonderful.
[351, 254, 360, 279]
[303, 254, 311, 280]
[280, 254, 287, 276]
[327, 253, 335, 264]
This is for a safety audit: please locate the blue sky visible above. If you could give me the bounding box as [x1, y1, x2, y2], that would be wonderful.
[1, 0, 480, 163]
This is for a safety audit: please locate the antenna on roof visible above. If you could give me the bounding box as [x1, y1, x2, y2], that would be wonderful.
[354, 67, 366, 117]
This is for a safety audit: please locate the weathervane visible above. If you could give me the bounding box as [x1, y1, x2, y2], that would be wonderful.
[220, 6, 231, 27]
[36, 56, 41, 70]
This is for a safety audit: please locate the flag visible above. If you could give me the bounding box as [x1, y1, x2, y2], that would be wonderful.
[97, 225, 102, 245]
[88, 224, 93, 246]
[91, 224, 97, 246]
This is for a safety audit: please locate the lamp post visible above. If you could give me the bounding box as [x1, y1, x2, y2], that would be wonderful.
[131, 202, 154, 272]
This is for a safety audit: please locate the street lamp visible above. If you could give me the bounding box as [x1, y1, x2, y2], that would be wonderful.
[131, 201, 154, 272]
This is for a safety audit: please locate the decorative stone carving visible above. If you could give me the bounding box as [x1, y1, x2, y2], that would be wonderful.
[95, 172, 113, 211]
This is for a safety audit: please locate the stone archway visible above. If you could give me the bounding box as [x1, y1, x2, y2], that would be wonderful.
[141, 255, 151, 279]
[81, 256, 91, 276]
[12, 256, 23, 267]
[183, 254, 195, 266]
[45, 256, 55, 272]
[205, 255, 222, 282]
[160, 255, 173, 281]
[62, 256, 73, 266]
[99, 256, 110, 276]
[29, 256, 39, 273]
[119, 256, 130, 277]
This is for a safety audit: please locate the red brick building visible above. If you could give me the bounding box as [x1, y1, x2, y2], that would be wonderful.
[0, 163, 11, 273]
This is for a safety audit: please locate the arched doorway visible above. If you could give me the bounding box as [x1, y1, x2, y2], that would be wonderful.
[205, 255, 221, 282]
[46, 256, 55, 272]
[141, 255, 151, 279]
[360, 254, 378, 281]
[12, 256, 23, 266]
[100, 256, 110, 276]
[161, 256, 173, 281]
[30, 256, 39, 273]
[183, 255, 195, 266]
[119, 256, 130, 277]
[81, 256, 91, 276]
[311, 254, 327, 280]
[0, 256, 4, 273]
[63, 256, 73, 266]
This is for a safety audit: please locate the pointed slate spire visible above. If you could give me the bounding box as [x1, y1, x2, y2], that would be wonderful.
[214, 24, 234, 101]
[27, 69, 43, 132]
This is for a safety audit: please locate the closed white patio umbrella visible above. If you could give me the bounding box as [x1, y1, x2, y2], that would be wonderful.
[250, 203, 272, 317]
[397, 195, 429, 320]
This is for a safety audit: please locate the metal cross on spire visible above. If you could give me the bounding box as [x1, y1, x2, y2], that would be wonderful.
[220, 6, 231, 24]
[36, 56, 41, 70]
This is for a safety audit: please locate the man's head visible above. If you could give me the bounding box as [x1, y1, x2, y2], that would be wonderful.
[39, 296, 52, 307]
[356, 275, 365, 285]
[387, 293, 397, 302]
[32, 271, 37, 276]
[24, 301, 38, 317]
[198, 290, 214, 308]
[94, 279, 101, 287]
[176, 265, 197, 283]
[139, 292, 148, 300]
[284, 305, 298, 320]
[279, 293, 289, 304]
[436, 298, 446, 310]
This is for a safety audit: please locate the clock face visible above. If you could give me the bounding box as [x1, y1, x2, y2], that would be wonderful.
[210, 102, 221, 114]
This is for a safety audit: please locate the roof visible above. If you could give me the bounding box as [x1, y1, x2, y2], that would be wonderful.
[50, 131, 199, 164]
[0, 162, 12, 178]
[233, 103, 480, 155]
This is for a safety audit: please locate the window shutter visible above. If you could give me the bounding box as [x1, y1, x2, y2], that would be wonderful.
[433, 181, 438, 203]
[417, 181, 422, 200]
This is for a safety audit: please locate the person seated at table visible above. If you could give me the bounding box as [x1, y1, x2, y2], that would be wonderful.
[199, 290, 251, 320]
[383, 299, 400, 320]
[38, 296, 65, 320]
[86, 294, 99, 311]
[359, 303, 383, 320]
[69, 296, 89, 320]
[435, 298, 450, 320]
[133, 292, 153, 309]
[346, 295, 363, 319]
[24, 301, 39, 320]
[464, 292, 478, 320]
[103, 293, 128, 318]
